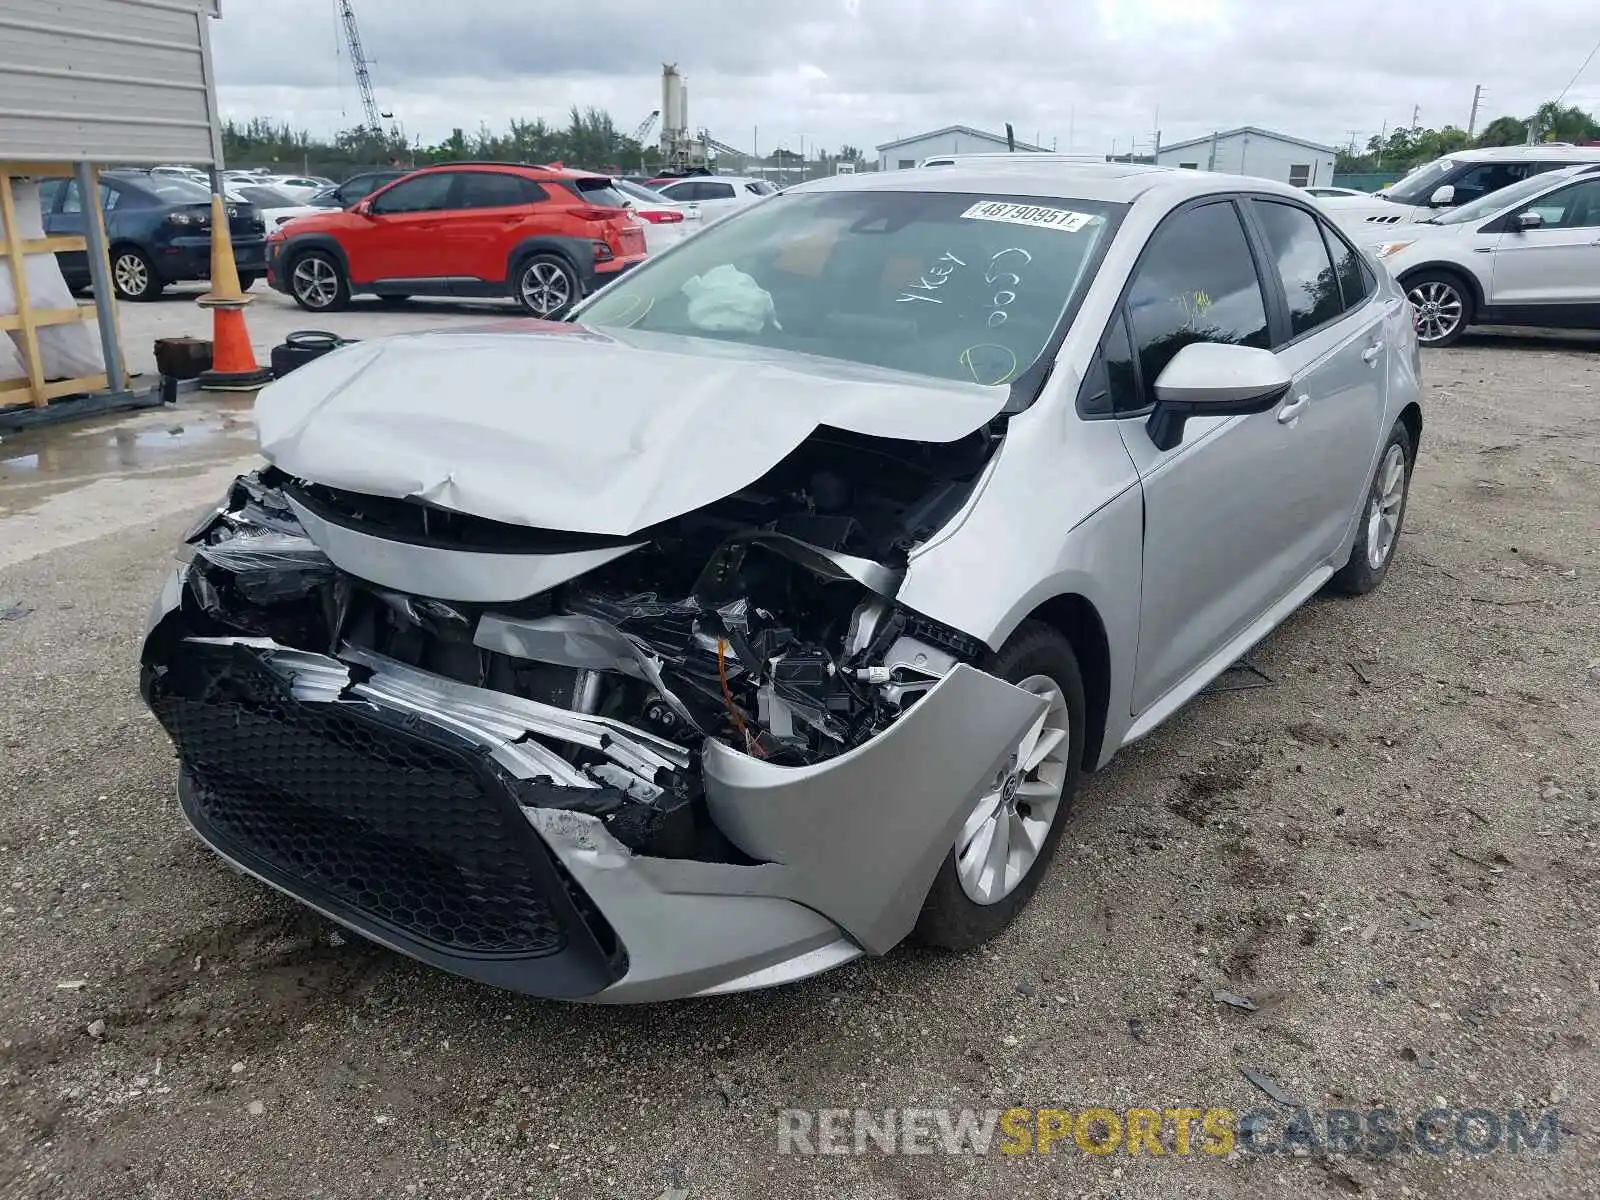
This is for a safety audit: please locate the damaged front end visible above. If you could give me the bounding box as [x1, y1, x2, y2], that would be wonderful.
[141, 430, 1046, 1001]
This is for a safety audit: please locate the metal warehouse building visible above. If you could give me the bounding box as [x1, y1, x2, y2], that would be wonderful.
[1155, 126, 1338, 187]
[876, 125, 1048, 171]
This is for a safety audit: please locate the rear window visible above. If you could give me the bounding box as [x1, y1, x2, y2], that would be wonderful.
[140, 176, 212, 202]
[746, 181, 778, 195]
[576, 190, 1120, 390]
[568, 178, 629, 208]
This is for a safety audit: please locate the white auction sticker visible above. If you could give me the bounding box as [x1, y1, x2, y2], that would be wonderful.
[960, 200, 1097, 233]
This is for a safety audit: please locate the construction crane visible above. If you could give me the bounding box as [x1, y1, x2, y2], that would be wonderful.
[632, 110, 660, 144]
[337, 0, 386, 134]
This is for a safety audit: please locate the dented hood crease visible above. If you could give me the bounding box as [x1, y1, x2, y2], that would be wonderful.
[253, 324, 1009, 537]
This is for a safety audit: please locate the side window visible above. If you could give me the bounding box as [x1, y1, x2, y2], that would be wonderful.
[1253, 201, 1343, 340]
[659, 181, 695, 202]
[61, 180, 83, 213]
[40, 179, 66, 211]
[1520, 179, 1600, 229]
[1125, 201, 1270, 406]
[455, 172, 541, 209]
[369, 173, 455, 215]
[702, 182, 737, 200]
[100, 184, 121, 212]
[1319, 220, 1372, 310]
[1077, 313, 1140, 416]
[1449, 163, 1527, 204]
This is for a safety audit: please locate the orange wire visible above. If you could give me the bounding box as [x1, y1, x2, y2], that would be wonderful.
[717, 637, 766, 758]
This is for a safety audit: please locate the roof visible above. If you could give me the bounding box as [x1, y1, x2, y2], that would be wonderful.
[875, 125, 1049, 154]
[1435, 144, 1600, 162]
[787, 159, 1309, 206]
[1157, 127, 1339, 156]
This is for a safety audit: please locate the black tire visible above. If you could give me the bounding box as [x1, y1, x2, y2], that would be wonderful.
[287, 249, 350, 313]
[109, 246, 162, 301]
[513, 253, 580, 318]
[914, 622, 1086, 950]
[237, 272, 260, 292]
[1329, 419, 1415, 596]
[1402, 269, 1473, 348]
[269, 330, 349, 379]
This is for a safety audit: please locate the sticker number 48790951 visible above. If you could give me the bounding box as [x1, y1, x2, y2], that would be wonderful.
[960, 201, 1097, 233]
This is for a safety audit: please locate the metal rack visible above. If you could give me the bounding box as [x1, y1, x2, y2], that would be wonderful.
[0, 162, 127, 409]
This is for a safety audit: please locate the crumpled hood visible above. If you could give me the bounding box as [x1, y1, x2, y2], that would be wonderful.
[255, 323, 1009, 537]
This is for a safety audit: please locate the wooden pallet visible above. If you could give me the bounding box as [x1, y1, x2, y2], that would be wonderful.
[0, 164, 123, 408]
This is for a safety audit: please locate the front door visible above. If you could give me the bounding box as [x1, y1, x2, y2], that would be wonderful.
[1114, 199, 1333, 715]
[344, 171, 458, 285]
[1487, 177, 1600, 306]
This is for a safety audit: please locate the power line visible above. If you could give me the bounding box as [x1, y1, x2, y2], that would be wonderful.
[1554, 29, 1600, 107]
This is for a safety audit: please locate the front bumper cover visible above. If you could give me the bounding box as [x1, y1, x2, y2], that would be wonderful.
[142, 568, 1046, 1002]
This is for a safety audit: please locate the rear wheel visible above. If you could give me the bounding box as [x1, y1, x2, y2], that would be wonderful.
[1404, 270, 1473, 347]
[289, 250, 349, 312]
[514, 253, 579, 319]
[914, 622, 1084, 950]
[1329, 420, 1414, 595]
[111, 247, 162, 301]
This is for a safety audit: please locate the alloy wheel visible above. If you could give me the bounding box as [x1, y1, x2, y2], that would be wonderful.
[292, 256, 340, 309]
[1407, 280, 1463, 345]
[520, 261, 572, 317]
[1366, 443, 1407, 570]
[955, 675, 1070, 905]
[113, 252, 149, 298]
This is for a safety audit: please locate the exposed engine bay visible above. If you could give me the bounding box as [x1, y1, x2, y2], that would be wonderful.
[153, 425, 1002, 864]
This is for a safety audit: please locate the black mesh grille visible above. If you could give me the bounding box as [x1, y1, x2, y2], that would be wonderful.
[149, 652, 567, 957]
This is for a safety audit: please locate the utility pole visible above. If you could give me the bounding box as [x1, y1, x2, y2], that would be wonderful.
[1467, 84, 1482, 136]
[1411, 104, 1421, 133]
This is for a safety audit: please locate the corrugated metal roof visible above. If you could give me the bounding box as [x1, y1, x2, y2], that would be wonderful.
[875, 125, 1049, 154]
[1157, 126, 1339, 156]
[0, 0, 223, 165]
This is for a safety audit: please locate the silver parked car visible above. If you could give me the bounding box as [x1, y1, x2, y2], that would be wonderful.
[1370, 163, 1600, 346]
[141, 162, 1423, 1003]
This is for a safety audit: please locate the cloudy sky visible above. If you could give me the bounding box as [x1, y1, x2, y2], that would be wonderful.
[211, 1, 1600, 159]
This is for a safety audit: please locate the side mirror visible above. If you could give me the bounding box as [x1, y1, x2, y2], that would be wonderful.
[1515, 210, 1545, 231]
[1428, 184, 1456, 207]
[1146, 342, 1292, 451]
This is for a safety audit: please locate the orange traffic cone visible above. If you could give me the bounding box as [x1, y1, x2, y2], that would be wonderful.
[197, 194, 272, 391]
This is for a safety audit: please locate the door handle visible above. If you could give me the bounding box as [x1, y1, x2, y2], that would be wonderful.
[1361, 341, 1384, 364]
[1277, 393, 1311, 424]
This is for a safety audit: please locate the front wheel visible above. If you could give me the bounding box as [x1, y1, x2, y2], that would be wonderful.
[514, 254, 579, 319]
[1404, 270, 1473, 347]
[289, 250, 350, 312]
[1329, 420, 1414, 596]
[914, 622, 1084, 950]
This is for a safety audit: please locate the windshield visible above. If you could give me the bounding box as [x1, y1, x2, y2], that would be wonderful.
[1385, 158, 1460, 205]
[1430, 172, 1565, 225]
[613, 178, 671, 207]
[575, 189, 1120, 388]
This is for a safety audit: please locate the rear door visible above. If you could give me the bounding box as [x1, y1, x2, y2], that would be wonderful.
[1113, 199, 1334, 714]
[1244, 198, 1390, 563]
[47, 177, 125, 281]
[348, 171, 458, 284]
[443, 171, 547, 283]
[1485, 176, 1600, 306]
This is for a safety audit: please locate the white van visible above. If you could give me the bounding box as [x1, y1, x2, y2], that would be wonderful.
[1316, 144, 1600, 229]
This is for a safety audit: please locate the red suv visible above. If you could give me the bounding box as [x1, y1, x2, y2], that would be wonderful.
[266, 163, 647, 318]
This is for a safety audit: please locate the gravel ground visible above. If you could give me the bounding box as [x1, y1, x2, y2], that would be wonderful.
[1, 334, 1597, 1199]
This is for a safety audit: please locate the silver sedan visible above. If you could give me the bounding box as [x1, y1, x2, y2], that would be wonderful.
[141, 161, 1422, 1002]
